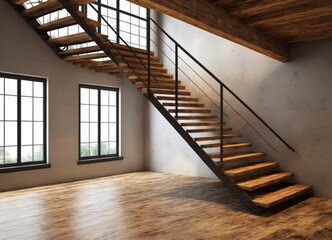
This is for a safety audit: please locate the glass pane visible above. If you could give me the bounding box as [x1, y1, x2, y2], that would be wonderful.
[101, 123, 109, 142]
[101, 106, 108, 122]
[5, 78, 17, 95]
[34, 81, 44, 97]
[22, 146, 33, 162]
[80, 143, 89, 157]
[0, 95, 3, 120]
[131, 24, 139, 35]
[21, 80, 33, 96]
[34, 122, 43, 145]
[80, 104, 89, 122]
[4, 146, 17, 164]
[120, 0, 130, 11]
[80, 123, 89, 143]
[100, 142, 108, 155]
[90, 123, 98, 142]
[90, 143, 98, 156]
[21, 122, 33, 145]
[109, 106, 116, 123]
[120, 21, 130, 33]
[109, 91, 116, 105]
[0, 121, 3, 146]
[34, 145, 44, 161]
[0, 78, 3, 94]
[109, 142, 116, 154]
[131, 4, 139, 15]
[21, 97, 33, 121]
[90, 89, 98, 105]
[80, 88, 89, 104]
[109, 123, 116, 141]
[90, 105, 98, 123]
[101, 90, 108, 105]
[140, 7, 146, 17]
[5, 122, 17, 146]
[5, 96, 17, 120]
[0, 147, 4, 164]
[34, 98, 43, 121]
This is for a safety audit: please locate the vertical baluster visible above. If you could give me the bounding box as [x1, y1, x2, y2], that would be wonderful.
[147, 10, 151, 98]
[220, 85, 224, 168]
[175, 43, 179, 118]
[116, 0, 120, 43]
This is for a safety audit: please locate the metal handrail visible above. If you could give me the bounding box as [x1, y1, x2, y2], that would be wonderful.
[149, 18, 295, 152]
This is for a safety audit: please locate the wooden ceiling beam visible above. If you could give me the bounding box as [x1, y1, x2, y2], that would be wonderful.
[128, 0, 290, 62]
[245, 1, 332, 28]
[226, 0, 312, 18]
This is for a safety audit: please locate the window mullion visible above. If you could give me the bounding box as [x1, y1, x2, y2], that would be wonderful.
[98, 89, 101, 157]
[17, 78, 21, 164]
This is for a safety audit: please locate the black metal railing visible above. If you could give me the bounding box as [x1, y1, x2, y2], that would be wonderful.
[147, 18, 295, 157]
[56, 1, 263, 213]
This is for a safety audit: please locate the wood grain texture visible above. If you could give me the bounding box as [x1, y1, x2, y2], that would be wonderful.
[0, 172, 330, 240]
[128, 0, 290, 62]
[207, 0, 332, 44]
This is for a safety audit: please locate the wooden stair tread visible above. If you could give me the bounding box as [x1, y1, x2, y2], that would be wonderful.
[175, 115, 217, 120]
[187, 127, 231, 133]
[120, 63, 168, 73]
[225, 162, 279, 177]
[169, 109, 211, 113]
[64, 52, 106, 62]
[110, 42, 154, 55]
[194, 134, 241, 141]
[135, 82, 185, 90]
[48, 32, 104, 47]
[59, 45, 101, 56]
[163, 102, 204, 107]
[202, 142, 251, 149]
[142, 88, 191, 96]
[237, 172, 294, 191]
[22, 0, 95, 18]
[156, 96, 198, 102]
[253, 184, 312, 208]
[181, 121, 224, 126]
[37, 15, 78, 31]
[222, 152, 266, 162]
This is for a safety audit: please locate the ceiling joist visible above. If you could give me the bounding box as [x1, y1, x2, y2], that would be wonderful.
[128, 0, 290, 62]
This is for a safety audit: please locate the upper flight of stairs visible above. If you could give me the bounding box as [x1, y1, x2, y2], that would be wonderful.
[7, 0, 312, 213]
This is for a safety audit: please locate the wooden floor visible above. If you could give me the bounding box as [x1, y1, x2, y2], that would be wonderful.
[0, 172, 331, 240]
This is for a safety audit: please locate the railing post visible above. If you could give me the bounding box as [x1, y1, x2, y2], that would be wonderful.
[116, 0, 120, 44]
[175, 43, 179, 118]
[220, 85, 224, 168]
[147, 9, 151, 98]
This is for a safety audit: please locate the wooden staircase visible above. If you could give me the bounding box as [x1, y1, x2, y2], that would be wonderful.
[7, 0, 312, 213]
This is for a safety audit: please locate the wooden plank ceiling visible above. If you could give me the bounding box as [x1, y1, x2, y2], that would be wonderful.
[129, 0, 332, 62]
[207, 0, 332, 44]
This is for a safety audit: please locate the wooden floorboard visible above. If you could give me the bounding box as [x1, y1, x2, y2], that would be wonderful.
[0, 172, 331, 239]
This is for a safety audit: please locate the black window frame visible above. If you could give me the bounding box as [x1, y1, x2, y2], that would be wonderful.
[90, 0, 148, 49]
[79, 84, 121, 163]
[0, 72, 47, 169]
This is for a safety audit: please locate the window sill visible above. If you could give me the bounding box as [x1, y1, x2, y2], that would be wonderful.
[77, 156, 124, 165]
[0, 164, 51, 174]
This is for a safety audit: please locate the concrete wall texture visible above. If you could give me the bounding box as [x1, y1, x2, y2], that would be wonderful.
[145, 14, 332, 198]
[0, 1, 145, 191]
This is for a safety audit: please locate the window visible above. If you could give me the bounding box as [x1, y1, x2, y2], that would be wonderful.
[79, 85, 120, 161]
[87, 0, 147, 49]
[0, 72, 47, 168]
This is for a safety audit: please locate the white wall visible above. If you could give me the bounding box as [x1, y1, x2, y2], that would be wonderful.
[0, 1, 145, 191]
[145, 14, 332, 198]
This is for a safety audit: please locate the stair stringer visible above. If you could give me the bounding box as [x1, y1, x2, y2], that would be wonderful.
[147, 95, 262, 214]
